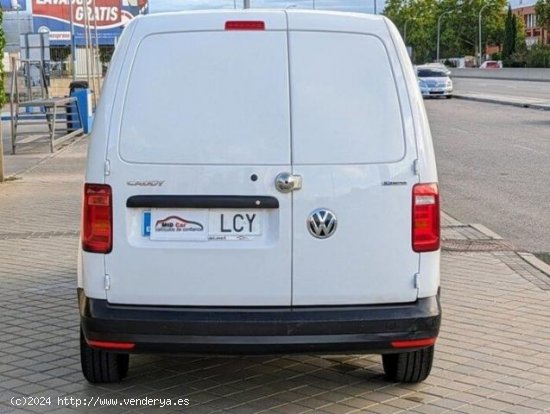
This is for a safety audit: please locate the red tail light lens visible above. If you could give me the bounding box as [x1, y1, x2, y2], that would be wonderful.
[87, 339, 135, 350]
[82, 184, 112, 253]
[391, 337, 437, 349]
[412, 183, 440, 252]
[225, 21, 265, 30]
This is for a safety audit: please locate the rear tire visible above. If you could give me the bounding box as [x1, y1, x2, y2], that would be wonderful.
[382, 345, 434, 383]
[80, 328, 130, 383]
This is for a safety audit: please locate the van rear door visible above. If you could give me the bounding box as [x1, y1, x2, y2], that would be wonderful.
[288, 25, 420, 305]
[105, 12, 292, 306]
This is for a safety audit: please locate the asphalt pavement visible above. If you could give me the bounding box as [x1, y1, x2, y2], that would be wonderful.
[425, 98, 550, 254]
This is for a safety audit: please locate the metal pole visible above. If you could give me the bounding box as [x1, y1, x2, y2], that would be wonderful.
[243, 0, 250, 8]
[69, 0, 76, 80]
[404, 19, 411, 44]
[374, 0, 377, 14]
[479, 4, 489, 67]
[0, 114, 4, 182]
[313, 0, 316, 9]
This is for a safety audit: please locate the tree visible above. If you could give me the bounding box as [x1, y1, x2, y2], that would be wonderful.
[535, 0, 550, 40]
[502, 6, 517, 61]
[383, 0, 507, 64]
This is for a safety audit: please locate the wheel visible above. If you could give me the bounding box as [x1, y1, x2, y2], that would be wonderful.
[80, 328, 130, 383]
[382, 345, 434, 383]
[446, 95, 452, 99]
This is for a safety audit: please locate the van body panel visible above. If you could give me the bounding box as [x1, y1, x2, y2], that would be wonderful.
[292, 165, 418, 305]
[83, 10, 438, 309]
[103, 13, 292, 306]
[288, 29, 419, 305]
[105, 164, 292, 306]
[119, 30, 291, 166]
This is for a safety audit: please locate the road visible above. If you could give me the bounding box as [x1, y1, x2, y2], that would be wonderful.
[453, 77, 550, 101]
[425, 98, 550, 254]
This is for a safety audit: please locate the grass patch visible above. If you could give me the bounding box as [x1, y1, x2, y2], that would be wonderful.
[534, 252, 550, 265]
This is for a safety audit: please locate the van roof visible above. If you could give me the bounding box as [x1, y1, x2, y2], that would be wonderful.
[133, 9, 390, 34]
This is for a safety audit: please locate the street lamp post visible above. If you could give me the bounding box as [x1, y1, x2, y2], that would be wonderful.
[479, 3, 490, 67]
[244, 0, 250, 8]
[437, 10, 452, 62]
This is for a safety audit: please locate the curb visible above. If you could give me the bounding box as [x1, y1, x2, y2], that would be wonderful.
[0, 134, 87, 182]
[451, 74, 550, 83]
[469, 223, 503, 240]
[517, 252, 550, 278]
[442, 211, 550, 278]
[453, 94, 550, 111]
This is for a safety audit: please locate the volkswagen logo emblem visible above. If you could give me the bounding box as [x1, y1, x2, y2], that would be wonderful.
[307, 208, 337, 239]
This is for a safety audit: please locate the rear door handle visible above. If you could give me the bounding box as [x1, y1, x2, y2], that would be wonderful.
[275, 172, 302, 193]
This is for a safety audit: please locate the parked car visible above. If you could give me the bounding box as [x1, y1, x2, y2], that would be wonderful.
[422, 62, 452, 76]
[480, 60, 502, 69]
[79, 10, 441, 385]
[417, 66, 453, 98]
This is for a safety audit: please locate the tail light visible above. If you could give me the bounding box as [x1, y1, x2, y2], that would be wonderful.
[412, 183, 440, 252]
[82, 184, 112, 253]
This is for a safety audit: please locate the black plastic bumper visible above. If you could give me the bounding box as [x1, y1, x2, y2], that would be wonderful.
[79, 289, 441, 354]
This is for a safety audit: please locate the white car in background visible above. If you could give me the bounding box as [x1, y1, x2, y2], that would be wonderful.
[417, 65, 453, 98]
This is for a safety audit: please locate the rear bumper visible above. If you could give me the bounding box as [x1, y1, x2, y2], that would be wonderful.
[79, 289, 441, 355]
[421, 88, 453, 96]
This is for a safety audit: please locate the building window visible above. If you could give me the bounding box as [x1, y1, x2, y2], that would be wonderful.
[526, 14, 538, 28]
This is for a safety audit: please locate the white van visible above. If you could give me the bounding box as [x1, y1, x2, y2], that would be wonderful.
[79, 10, 441, 384]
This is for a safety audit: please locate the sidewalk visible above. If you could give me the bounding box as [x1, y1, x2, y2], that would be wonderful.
[1, 141, 550, 413]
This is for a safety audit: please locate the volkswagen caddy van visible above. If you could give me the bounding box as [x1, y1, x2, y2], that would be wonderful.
[79, 10, 441, 384]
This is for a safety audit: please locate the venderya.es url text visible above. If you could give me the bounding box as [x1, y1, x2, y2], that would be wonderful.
[10, 396, 190, 408]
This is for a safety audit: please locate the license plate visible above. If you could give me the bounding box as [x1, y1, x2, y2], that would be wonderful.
[145, 209, 262, 241]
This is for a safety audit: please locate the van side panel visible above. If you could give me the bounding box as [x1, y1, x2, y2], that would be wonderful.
[80, 18, 139, 299]
[384, 18, 440, 298]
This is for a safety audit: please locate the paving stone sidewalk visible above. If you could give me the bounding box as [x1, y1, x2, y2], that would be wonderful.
[1, 138, 550, 413]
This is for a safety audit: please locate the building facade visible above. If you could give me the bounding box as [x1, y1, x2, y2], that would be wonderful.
[513, 5, 549, 46]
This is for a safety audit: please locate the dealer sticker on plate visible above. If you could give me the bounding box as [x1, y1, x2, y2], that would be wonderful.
[144, 209, 262, 241]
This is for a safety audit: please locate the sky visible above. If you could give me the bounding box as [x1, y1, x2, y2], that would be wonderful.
[149, 0, 535, 15]
[150, 0, 379, 14]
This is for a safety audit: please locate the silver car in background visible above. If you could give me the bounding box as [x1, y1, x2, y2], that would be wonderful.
[417, 66, 453, 98]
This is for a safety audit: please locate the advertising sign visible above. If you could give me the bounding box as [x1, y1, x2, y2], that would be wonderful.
[32, 0, 147, 45]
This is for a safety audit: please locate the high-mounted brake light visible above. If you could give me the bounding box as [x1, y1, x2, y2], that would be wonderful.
[225, 21, 265, 30]
[412, 183, 440, 252]
[82, 184, 113, 254]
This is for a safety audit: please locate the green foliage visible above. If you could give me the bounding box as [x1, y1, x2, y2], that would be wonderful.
[502, 6, 517, 61]
[535, 0, 550, 30]
[383, 0, 507, 64]
[0, 8, 6, 107]
[99, 46, 115, 64]
[51, 46, 71, 62]
[525, 43, 550, 67]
